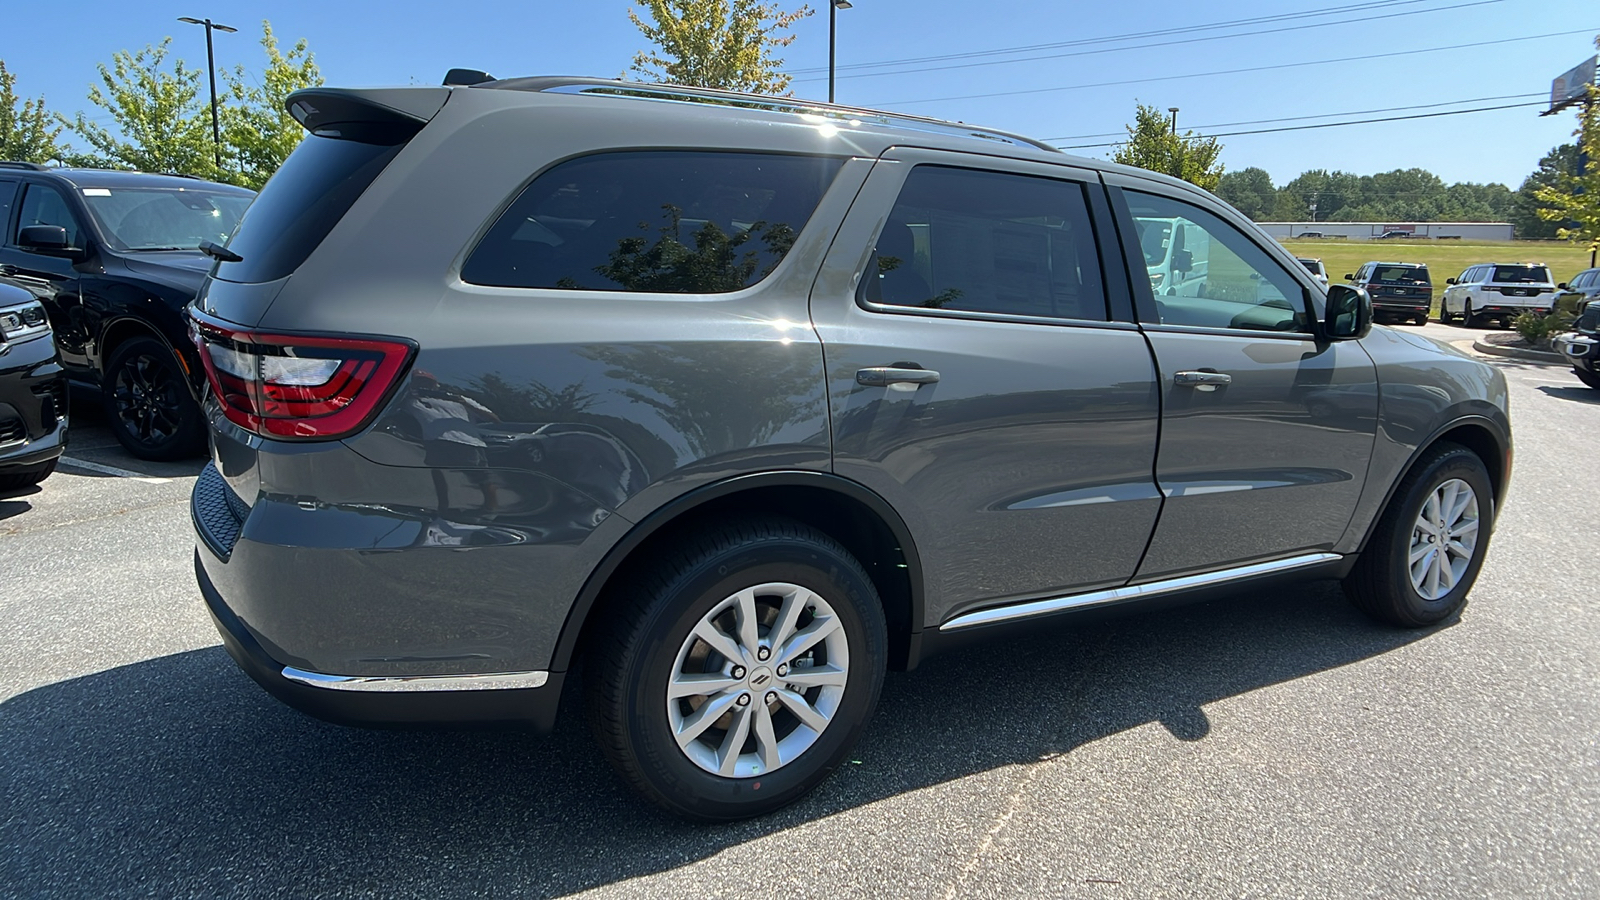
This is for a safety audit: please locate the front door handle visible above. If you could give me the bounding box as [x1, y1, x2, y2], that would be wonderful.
[1174, 370, 1233, 388]
[857, 366, 940, 387]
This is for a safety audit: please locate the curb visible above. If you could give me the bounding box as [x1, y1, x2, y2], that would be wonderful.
[1470, 339, 1565, 364]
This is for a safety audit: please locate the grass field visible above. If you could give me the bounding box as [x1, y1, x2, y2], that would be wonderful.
[1280, 238, 1597, 292]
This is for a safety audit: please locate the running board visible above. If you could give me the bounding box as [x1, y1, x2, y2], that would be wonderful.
[939, 553, 1344, 632]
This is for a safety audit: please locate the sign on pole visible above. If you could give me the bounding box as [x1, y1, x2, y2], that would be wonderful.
[1545, 56, 1598, 116]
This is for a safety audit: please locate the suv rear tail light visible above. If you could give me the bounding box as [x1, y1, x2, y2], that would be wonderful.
[189, 311, 415, 440]
[1481, 285, 1500, 293]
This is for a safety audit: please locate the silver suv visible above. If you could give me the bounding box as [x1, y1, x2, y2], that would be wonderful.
[189, 76, 1512, 820]
[1440, 262, 1558, 327]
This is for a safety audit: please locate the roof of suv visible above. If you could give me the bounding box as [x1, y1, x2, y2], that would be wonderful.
[0, 162, 252, 194]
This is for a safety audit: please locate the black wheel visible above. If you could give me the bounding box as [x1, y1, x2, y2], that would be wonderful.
[0, 459, 57, 492]
[1575, 367, 1600, 390]
[1343, 443, 1494, 627]
[1411, 314, 1428, 326]
[102, 337, 204, 461]
[586, 518, 887, 820]
[1463, 299, 1478, 328]
[1437, 303, 1454, 325]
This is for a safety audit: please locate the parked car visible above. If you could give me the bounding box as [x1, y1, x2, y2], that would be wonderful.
[1439, 263, 1558, 328]
[1554, 267, 1600, 313]
[1553, 301, 1600, 390]
[0, 163, 254, 459]
[1347, 261, 1432, 325]
[1297, 256, 1329, 288]
[1378, 230, 1415, 240]
[191, 76, 1512, 821]
[1295, 230, 1324, 239]
[0, 281, 67, 490]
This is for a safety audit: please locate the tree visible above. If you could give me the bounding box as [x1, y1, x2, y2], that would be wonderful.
[628, 0, 811, 95]
[1533, 41, 1600, 245]
[221, 22, 323, 189]
[67, 38, 218, 179]
[1511, 144, 1579, 239]
[0, 61, 64, 163]
[1111, 104, 1223, 191]
[1215, 167, 1275, 220]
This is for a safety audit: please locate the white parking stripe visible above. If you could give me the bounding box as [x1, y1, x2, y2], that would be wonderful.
[56, 456, 176, 484]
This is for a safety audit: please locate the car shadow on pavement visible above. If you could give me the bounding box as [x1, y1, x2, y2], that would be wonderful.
[0, 581, 1432, 897]
[1535, 385, 1600, 405]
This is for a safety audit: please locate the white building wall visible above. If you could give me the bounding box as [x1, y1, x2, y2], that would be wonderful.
[1257, 222, 1515, 241]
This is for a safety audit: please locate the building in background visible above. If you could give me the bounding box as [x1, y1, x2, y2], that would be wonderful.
[1258, 222, 1516, 241]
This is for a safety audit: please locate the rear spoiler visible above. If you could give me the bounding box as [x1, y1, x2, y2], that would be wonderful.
[284, 87, 450, 143]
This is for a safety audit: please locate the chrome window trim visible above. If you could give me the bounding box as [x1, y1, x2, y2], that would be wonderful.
[939, 552, 1343, 631]
[281, 667, 549, 692]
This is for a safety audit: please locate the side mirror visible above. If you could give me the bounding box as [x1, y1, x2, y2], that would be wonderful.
[1343, 273, 1354, 281]
[1446, 277, 1458, 285]
[17, 225, 82, 259]
[1171, 248, 1193, 273]
[1325, 284, 1372, 340]
[1558, 282, 1568, 290]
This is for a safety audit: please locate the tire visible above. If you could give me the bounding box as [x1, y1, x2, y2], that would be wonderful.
[0, 459, 57, 492]
[1463, 299, 1477, 327]
[1343, 442, 1494, 627]
[101, 336, 204, 461]
[1411, 314, 1428, 326]
[1436, 304, 1454, 325]
[585, 518, 888, 820]
[1575, 367, 1600, 390]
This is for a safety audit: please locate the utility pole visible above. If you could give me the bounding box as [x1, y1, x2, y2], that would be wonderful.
[178, 16, 237, 170]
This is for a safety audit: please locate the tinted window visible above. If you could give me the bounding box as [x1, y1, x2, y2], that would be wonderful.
[1126, 191, 1308, 333]
[861, 166, 1106, 321]
[214, 135, 404, 284]
[464, 151, 843, 292]
[16, 184, 82, 248]
[1370, 265, 1430, 285]
[1491, 265, 1550, 284]
[81, 187, 252, 251]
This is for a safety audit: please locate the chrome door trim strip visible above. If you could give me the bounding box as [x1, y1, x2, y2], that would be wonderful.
[280, 667, 549, 692]
[939, 552, 1343, 632]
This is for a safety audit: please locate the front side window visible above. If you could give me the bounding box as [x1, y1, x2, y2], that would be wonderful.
[1125, 191, 1308, 333]
[861, 166, 1107, 321]
[463, 151, 844, 293]
[81, 188, 252, 252]
[16, 184, 82, 248]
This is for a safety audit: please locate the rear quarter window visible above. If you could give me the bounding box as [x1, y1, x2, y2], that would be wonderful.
[463, 151, 844, 293]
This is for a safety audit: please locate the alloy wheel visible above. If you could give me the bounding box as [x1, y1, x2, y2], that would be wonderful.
[1408, 478, 1480, 601]
[112, 352, 183, 447]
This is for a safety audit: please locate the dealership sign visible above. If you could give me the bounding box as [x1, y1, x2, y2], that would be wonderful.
[1547, 56, 1598, 115]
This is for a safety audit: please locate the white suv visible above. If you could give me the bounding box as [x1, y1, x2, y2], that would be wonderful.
[1440, 263, 1557, 327]
[1297, 257, 1329, 288]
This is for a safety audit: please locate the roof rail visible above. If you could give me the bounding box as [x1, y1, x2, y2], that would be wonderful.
[0, 161, 49, 171]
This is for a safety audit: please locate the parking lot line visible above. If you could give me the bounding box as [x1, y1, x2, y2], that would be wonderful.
[56, 456, 176, 485]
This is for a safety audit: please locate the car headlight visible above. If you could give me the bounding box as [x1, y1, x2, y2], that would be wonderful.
[0, 301, 51, 345]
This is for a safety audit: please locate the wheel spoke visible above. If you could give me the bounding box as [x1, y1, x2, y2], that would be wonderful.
[733, 588, 761, 657]
[1409, 541, 1435, 565]
[674, 691, 740, 748]
[775, 614, 841, 667]
[1451, 518, 1480, 539]
[1426, 546, 1443, 597]
[691, 618, 744, 667]
[716, 704, 752, 776]
[775, 688, 830, 733]
[768, 587, 809, 654]
[751, 703, 781, 772]
[668, 672, 741, 700]
[782, 664, 848, 689]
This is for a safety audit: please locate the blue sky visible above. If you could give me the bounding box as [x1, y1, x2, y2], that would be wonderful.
[2, 0, 1595, 188]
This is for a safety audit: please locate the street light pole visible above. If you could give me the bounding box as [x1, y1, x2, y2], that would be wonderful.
[829, 0, 852, 104]
[178, 16, 237, 170]
[1168, 107, 1179, 135]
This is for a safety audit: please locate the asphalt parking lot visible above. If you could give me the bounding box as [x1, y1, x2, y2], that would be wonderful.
[3, 323, 1597, 899]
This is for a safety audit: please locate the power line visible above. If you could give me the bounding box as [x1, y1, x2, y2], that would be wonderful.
[1044, 92, 1547, 141]
[792, 0, 1502, 84]
[1055, 100, 1549, 150]
[785, 0, 1435, 76]
[872, 27, 1599, 108]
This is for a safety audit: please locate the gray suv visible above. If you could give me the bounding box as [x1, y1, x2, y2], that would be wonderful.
[190, 77, 1512, 820]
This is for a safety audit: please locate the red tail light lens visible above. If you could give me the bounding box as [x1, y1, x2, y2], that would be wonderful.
[189, 311, 415, 440]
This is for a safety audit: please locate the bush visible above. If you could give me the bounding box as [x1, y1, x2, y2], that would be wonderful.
[1512, 309, 1576, 347]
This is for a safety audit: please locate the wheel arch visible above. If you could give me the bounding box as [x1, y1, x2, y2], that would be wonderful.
[552, 471, 926, 675]
[1356, 415, 1510, 553]
[96, 315, 200, 391]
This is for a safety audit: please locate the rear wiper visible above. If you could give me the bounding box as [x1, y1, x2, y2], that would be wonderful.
[199, 240, 243, 263]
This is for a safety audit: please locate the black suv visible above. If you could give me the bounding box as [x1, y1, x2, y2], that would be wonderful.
[1347, 261, 1432, 325]
[0, 281, 66, 489]
[0, 163, 253, 459]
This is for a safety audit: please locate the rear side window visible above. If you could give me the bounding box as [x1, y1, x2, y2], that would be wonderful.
[861, 166, 1107, 321]
[213, 135, 405, 284]
[463, 151, 844, 292]
[1491, 265, 1549, 283]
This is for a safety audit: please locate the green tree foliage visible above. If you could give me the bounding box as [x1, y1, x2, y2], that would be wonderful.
[0, 61, 64, 163]
[1272, 169, 1361, 221]
[221, 22, 323, 189]
[1111, 103, 1224, 191]
[1512, 145, 1578, 240]
[1215, 167, 1275, 219]
[628, 0, 812, 94]
[1533, 43, 1600, 245]
[67, 38, 218, 179]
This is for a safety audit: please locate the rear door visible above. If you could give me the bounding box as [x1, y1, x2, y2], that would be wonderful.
[810, 149, 1162, 626]
[1105, 178, 1378, 581]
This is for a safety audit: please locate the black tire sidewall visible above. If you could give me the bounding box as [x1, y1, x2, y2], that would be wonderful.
[102, 337, 203, 461]
[1377, 450, 1494, 625]
[621, 539, 886, 820]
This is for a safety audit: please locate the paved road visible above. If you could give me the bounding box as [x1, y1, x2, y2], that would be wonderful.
[3, 326, 1596, 899]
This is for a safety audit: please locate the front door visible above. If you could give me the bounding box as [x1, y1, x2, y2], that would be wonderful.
[1108, 181, 1379, 581]
[810, 150, 1163, 626]
[1, 182, 87, 371]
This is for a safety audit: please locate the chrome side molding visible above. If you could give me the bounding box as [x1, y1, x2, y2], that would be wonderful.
[281, 667, 550, 692]
[939, 552, 1343, 632]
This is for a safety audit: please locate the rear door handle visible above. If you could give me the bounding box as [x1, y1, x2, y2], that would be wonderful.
[857, 366, 940, 387]
[1174, 370, 1233, 387]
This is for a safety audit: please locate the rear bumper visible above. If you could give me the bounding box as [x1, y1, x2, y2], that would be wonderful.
[1372, 299, 1430, 314]
[195, 547, 563, 732]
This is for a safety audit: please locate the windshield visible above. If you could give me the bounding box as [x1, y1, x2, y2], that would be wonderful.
[1491, 265, 1550, 284]
[1371, 265, 1430, 285]
[80, 187, 253, 251]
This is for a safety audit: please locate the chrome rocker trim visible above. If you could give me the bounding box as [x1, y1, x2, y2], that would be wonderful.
[939, 552, 1344, 631]
[280, 667, 550, 692]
